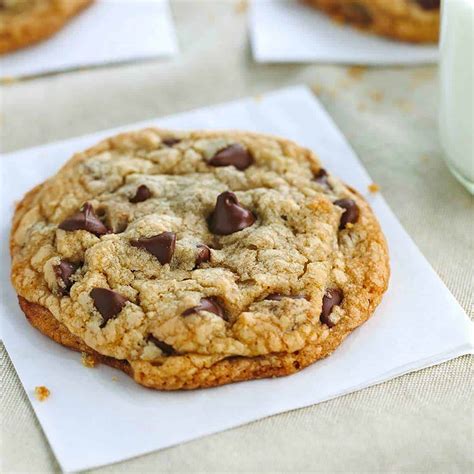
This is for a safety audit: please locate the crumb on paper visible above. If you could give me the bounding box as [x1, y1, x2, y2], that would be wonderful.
[420, 154, 430, 161]
[370, 90, 384, 102]
[311, 83, 322, 95]
[357, 102, 367, 112]
[347, 66, 367, 80]
[112, 376, 118, 382]
[81, 352, 97, 368]
[368, 183, 380, 193]
[34, 386, 50, 401]
[235, 0, 248, 13]
[253, 94, 262, 103]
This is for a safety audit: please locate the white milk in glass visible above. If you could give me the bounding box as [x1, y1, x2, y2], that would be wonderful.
[439, 0, 474, 193]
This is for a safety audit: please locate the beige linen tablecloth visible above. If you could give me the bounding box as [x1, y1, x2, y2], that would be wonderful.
[1, 2, 472, 472]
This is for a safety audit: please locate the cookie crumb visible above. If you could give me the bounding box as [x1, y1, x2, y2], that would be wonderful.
[253, 94, 262, 102]
[235, 0, 248, 13]
[81, 352, 97, 368]
[395, 99, 413, 112]
[420, 154, 430, 161]
[411, 68, 435, 87]
[370, 90, 384, 102]
[337, 77, 351, 89]
[311, 83, 322, 95]
[112, 376, 118, 382]
[357, 102, 367, 112]
[34, 386, 50, 401]
[347, 66, 367, 79]
[368, 183, 380, 193]
[0, 76, 18, 85]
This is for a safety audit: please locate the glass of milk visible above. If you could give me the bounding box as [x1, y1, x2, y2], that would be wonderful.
[439, 0, 474, 194]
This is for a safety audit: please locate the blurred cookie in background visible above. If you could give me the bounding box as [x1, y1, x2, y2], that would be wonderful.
[0, 0, 93, 54]
[303, 0, 440, 43]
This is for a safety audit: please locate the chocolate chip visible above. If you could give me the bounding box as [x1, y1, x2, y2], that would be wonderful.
[334, 199, 359, 229]
[148, 335, 176, 355]
[130, 232, 176, 265]
[90, 288, 127, 327]
[320, 288, 343, 327]
[265, 294, 306, 301]
[342, 3, 373, 25]
[162, 137, 181, 147]
[209, 144, 253, 171]
[182, 297, 226, 319]
[54, 260, 79, 295]
[313, 168, 330, 187]
[195, 244, 211, 266]
[414, 0, 439, 10]
[208, 191, 255, 235]
[129, 185, 152, 203]
[58, 203, 108, 236]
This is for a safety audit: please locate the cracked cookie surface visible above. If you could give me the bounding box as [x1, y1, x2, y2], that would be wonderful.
[0, 0, 93, 54]
[304, 0, 440, 43]
[11, 129, 389, 390]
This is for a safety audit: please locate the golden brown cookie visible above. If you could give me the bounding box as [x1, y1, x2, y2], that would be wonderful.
[0, 0, 93, 54]
[304, 0, 440, 43]
[10, 129, 390, 390]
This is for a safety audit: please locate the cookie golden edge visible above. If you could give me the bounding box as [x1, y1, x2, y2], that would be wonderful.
[10, 129, 390, 391]
[0, 0, 93, 55]
[303, 0, 439, 43]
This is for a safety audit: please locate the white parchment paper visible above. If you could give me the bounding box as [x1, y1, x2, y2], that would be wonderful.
[0, 86, 471, 472]
[250, 0, 438, 64]
[0, 0, 178, 78]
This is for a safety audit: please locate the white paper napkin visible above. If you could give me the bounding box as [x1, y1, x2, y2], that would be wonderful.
[1, 86, 472, 473]
[0, 0, 178, 79]
[250, 0, 438, 64]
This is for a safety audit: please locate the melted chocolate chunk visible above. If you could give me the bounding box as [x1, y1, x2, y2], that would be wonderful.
[209, 144, 253, 171]
[195, 244, 211, 266]
[265, 294, 306, 301]
[90, 288, 127, 327]
[208, 191, 255, 235]
[148, 335, 176, 355]
[129, 185, 152, 203]
[58, 203, 108, 236]
[313, 168, 330, 186]
[54, 260, 79, 295]
[182, 297, 226, 319]
[414, 0, 439, 10]
[334, 199, 359, 229]
[320, 288, 343, 327]
[130, 232, 176, 265]
[162, 137, 181, 147]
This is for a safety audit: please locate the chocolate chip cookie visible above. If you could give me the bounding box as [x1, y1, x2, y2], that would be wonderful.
[304, 0, 440, 43]
[10, 129, 390, 390]
[0, 0, 93, 54]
